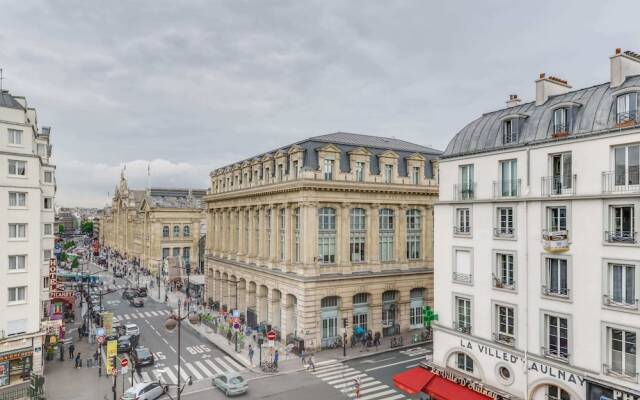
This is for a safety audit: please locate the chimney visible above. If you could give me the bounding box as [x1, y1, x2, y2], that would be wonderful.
[506, 94, 521, 108]
[610, 48, 640, 88]
[535, 73, 571, 106]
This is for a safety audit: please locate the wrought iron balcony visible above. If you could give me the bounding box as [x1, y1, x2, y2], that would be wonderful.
[602, 170, 640, 194]
[454, 183, 475, 201]
[616, 111, 640, 127]
[493, 179, 521, 198]
[492, 332, 516, 346]
[602, 294, 639, 309]
[542, 230, 570, 252]
[541, 175, 576, 196]
[452, 272, 473, 284]
[453, 225, 471, 235]
[604, 231, 637, 244]
[453, 321, 471, 334]
[494, 227, 515, 238]
[542, 285, 570, 298]
[542, 346, 569, 362]
[552, 123, 570, 138]
[492, 274, 515, 290]
[603, 363, 640, 382]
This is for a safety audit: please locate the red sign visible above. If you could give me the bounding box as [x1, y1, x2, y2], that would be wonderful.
[266, 330, 276, 341]
[120, 359, 128, 368]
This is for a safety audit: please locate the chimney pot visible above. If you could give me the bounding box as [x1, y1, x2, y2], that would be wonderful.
[536, 74, 571, 105]
[610, 48, 640, 87]
[616, 48, 622, 55]
[506, 94, 521, 108]
[539, 73, 546, 79]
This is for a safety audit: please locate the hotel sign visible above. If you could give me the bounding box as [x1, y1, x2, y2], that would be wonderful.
[48, 258, 74, 299]
[423, 362, 512, 400]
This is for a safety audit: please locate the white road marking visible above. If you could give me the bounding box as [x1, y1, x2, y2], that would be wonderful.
[140, 371, 151, 382]
[223, 356, 245, 371]
[194, 361, 213, 377]
[315, 359, 337, 366]
[161, 338, 169, 344]
[214, 357, 235, 373]
[316, 366, 353, 378]
[364, 356, 425, 372]
[348, 384, 389, 397]
[184, 362, 203, 380]
[163, 367, 178, 384]
[359, 389, 398, 400]
[175, 365, 190, 382]
[150, 311, 159, 316]
[341, 380, 380, 393]
[204, 359, 224, 375]
[144, 312, 153, 317]
[169, 346, 177, 353]
[313, 364, 349, 374]
[327, 373, 367, 385]
[334, 376, 374, 389]
[123, 314, 130, 320]
[318, 368, 356, 380]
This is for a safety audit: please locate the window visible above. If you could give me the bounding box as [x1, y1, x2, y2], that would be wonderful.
[8, 129, 22, 145]
[172, 248, 180, 257]
[547, 206, 567, 233]
[614, 144, 640, 187]
[44, 171, 53, 183]
[411, 166, 420, 185]
[549, 153, 572, 194]
[8, 192, 26, 207]
[495, 305, 515, 345]
[43, 197, 52, 209]
[607, 205, 636, 243]
[183, 225, 190, 237]
[294, 208, 300, 262]
[406, 209, 421, 260]
[456, 353, 473, 373]
[321, 296, 339, 340]
[162, 226, 169, 238]
[292, 160, 298, 179]
[9, 224, 26, 239]
[453, 249, 473, 283]
[547, 385, 570, 400]
[255, 211, 260, 255]
[183, 247, 190, 263]
[379, 208, 394, 262]
[496, 207, 514, 237]
[244, 211, 250, 254]
[544, 258, 569, 297]
[43, 249, 52, 261]
[608, 327, 637, 378]
[37, 143, 46, 157]
[455, 296, 471, 333]
[455, 208, 471, 234]
[617, 92, 639, 124]
[277, 164, 284, 181]
[279, 208, 285, 261]
[8, 287, 27, 303]
[44, 224, 52, 235]
[350, 208, 366, 262]
[8, 160, 26, 176]
[384, 164, 392, 183]
[173, 225, 180, 238]
[318, 207, 336, 264]
[607, 263, 636, 307]
[459, 164, 474, 200]
[553, 108, 569, 134]
[499, 159, 518, 197]
[323, 159, 334, 181]
[495, 253, 515, 289]
[503, 118, 520, 144]
[266, 209, 272, 257]
[8, 255, 26, 272]
[162, 248, 169, 260]
[355, 161, 364, 182]
[545, 314, 569, 360]
[409, 288, 425, 327]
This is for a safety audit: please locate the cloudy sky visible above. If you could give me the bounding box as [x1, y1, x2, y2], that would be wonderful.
[1, 1, 639, 207]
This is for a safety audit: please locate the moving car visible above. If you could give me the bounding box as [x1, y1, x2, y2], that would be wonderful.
[121, 382, 167, 400]
[129, 297, 144, 308]
[136, 287, 148, 297]
[131, 346, 154, 368]
[125, 324, 140, 336]
[211, 372, 249, 396]
[117, 335, 134, 353]
[122, 289, 137, 300]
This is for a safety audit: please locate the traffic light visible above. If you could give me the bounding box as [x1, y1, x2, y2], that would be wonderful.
[423, 306, 438, 328]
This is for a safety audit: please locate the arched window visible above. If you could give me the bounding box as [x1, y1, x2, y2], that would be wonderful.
[353, 293, 369, 332]
[406, 209, 422, 260]
[350, 208, 366, 262]
[173, 225, 180, 238]
[455, 353, 474, 373]
[379, 208, 394, 262]
[162, 226, 169, 238]
[318, 207, 336, 264]
[547, 385, 570, 400]
[382, 290, 399, 336]
[321, 296, 339, 308]
[320, 296, 339, 341]
[409, 288, 425, 328]
[183, 225, 190, 237]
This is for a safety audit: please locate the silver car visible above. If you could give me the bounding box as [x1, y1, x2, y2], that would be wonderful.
[121, 382, 166, 400]
[211, 372, 248, 396]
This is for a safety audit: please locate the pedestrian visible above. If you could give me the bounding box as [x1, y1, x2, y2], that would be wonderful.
[227, 330, 232, 345]
[164, 294, 168, 304]
[59, 343, 64, 361]
[273, 350, 279, 369]
[74, 353, 81, 368]
[93, 349, 99, 364]
[69, 343, 75, 359]
[300, 349, 306, 366]
[248, 345, 254, 366]
[306, 354, 315, 372]
[353, 376, 361, 399]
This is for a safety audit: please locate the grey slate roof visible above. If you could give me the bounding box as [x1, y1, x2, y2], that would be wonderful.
[147, 188, 206, 209]
[310, 132, 441, 154]
[443, 75, 640, 158]
[0, 92, 24, 110]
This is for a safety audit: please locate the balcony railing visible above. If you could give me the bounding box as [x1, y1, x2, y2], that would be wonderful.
[542, 285, 570, 298]
[453, 321, 471, 334]
[494, 227, 515, 238]
[603, 363, 640, 382]
[492, 332, 516, 346]
[616, 111, 640, 127]
[602, 170, 640, 194]
[603, 294, 639, 309]
[552, 123, 570, 138]
[493, 179, 521, 198]
[492, 274, 515, 290]
[452, 272, 473, 284]
[542, 230, 570, 252]
[542, 346, 569, 362]
[604, 231, 637, 244]
[541, 175, 576, 196]
[453, 226, 471, 235]
[454, 183, 475, 201]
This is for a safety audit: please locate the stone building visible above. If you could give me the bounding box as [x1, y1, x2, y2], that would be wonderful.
[100, 173, 206, 274]
[204, 132, 441, 350]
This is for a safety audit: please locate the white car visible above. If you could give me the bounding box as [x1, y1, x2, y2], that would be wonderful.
[125, 323, 140, 336]
[121, 382, 166, 400]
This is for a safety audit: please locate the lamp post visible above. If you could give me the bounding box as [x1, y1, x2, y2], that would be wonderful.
[164, 298, 200, 400]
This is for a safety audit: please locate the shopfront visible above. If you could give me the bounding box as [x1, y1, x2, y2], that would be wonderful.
[586, 380, 640, 400]
[0, 349, 33, 388]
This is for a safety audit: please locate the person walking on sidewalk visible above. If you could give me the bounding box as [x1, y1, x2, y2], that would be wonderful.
[300, 349, 306, 366]
[306, 354, 315, 372]
[273, 350, 279, 369]
[248, 345, 254, 366]
[68, 343, 75, 360]
[74, 353, 81, 368]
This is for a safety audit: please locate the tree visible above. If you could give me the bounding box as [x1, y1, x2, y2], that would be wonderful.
[58, 224, 65, 235]
[71, 257, 79, 269]
[80, 221, 93, 234]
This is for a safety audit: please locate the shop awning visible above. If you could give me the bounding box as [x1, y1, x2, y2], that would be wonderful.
[394, 367, 494, 400]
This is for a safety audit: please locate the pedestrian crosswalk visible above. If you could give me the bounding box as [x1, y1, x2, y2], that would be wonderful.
[116, 309, 171, 321]
[399, 346, 431, 357]
[129, 355, 245, 386]
[311, 360, 406, 400]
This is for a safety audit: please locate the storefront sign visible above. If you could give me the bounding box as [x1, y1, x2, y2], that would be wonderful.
[423, 362, 511, 400]
[103, 312, 113, 336]
[459, 339, 586, 388]
[0, 350, 33, 363]
[106, 340, 117, 372]
[48, 258, 74, 299]
[0, 362, 8, 387]
[587, 380, 640, 400]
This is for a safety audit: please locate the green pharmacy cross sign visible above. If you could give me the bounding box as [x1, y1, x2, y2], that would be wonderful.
[422, 306, 438, 328]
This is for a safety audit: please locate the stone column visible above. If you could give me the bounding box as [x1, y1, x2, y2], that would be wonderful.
[338, 203, 351, 269]
[370, 291, 383, 337]
[302, 202, 318, 276]
[269, 205, 277, 265]
[368, 204, 380, 271]
[283, 204, 292, 272]
[424, 205, 433, 264]
[237, 207, 245, 257]
[397, 205, 408, 266]
[247, 207, 255, 259]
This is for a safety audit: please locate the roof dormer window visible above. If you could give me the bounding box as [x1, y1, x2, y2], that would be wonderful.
[616, 92, 639, 125]
[503, 119, 520, 144]
[553, 108, 569, 137]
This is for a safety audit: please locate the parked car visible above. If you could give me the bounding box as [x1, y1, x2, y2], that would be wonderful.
[130, 297, 144, 308]
[125, 324, 140, 336]
[211, 372, 248, 396]
[117, 335, 134, 353]
[121, 382, 167, 400]
[122, 290, 137, 300]
[131, 346, 154, 368]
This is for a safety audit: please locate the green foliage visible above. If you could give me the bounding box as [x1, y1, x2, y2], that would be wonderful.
[58, 224, 64, 234]
[60, 252, 68, 262]
[71, 258, 79, 269]
[80, 221, 93, 234]
[63, 240, 75, 250]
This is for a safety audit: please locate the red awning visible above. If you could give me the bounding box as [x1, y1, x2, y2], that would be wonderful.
[394, 367, 493, 400]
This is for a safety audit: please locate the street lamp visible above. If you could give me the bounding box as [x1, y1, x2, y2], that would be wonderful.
[164, 298, 200, 400]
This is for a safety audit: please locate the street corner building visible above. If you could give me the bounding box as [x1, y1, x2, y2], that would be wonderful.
[0, 90, 56, 389]
[99, 173, 207, 275]
[394, 49, 640, 400]
[203, 132, 441, 351]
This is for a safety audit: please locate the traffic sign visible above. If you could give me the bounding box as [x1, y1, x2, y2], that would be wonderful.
[266, 330, 276, 341]
[97, 336, 105, 344]
[120, 359, 128, 368]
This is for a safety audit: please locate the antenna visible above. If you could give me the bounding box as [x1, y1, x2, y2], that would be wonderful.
[0, 68, 4, 92]
[146, 162, 151, 194]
